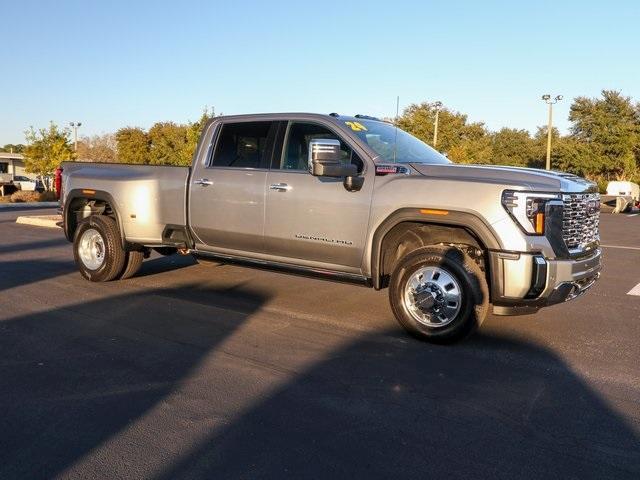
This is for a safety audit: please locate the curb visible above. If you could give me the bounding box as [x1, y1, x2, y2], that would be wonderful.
[15, 215, 62, 228]
[0, 202, 59, 209]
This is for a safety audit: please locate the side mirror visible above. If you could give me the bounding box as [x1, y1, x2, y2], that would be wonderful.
[308, 139, 357, 178]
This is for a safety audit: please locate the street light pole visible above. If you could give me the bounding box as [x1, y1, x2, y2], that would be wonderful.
[541, 95, 562, 170]
[433, 101, 443, 147]
[69, 121, 82, 152]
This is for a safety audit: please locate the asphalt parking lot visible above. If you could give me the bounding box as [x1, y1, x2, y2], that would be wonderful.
[0, 206, 639, 479]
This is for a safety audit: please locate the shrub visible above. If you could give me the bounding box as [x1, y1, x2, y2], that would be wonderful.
[11, 190, 41, 203]
[10, 190, 59, 203]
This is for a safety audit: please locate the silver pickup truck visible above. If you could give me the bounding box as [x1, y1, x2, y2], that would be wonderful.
[61, 113, 602, 342]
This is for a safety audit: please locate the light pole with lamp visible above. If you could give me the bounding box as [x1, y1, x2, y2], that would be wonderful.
[433, 101, 443, 147]
[541, 95, 562, 170]
[69, 122, 82, 152]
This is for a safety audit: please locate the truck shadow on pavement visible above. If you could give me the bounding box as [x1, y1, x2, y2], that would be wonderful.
[0, 259, 77, 292]
[0, 283, 268, 480]
[0, 237, 67, 256]
[0, 262, 638, 479]
[155, 337, 640, 479]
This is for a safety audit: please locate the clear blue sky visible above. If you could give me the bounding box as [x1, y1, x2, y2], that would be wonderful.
[2, 0, 638, 144]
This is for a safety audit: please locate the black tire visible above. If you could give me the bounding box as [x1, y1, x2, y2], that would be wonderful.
[119, 250, 144, 280]
[389, 246, 489, 343]
[73, 215, 126, 282]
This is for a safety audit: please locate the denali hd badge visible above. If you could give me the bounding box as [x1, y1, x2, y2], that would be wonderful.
[295, 234, 353, 245]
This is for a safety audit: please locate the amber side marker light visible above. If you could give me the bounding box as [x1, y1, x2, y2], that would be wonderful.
[535, 213, 545, 234]
[82, 189, 95, 195]
[420, 209, 449, 216]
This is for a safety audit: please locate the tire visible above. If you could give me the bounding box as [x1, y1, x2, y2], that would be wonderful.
[73, 215, 126, 282]
[119, 250, 144, 280]
[389, 246, 489, 343]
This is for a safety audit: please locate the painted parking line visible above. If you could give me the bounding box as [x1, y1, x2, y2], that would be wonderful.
[627, 214, 639, 217]
[601, 244, 640, 251]
[627, 283, 640, 296]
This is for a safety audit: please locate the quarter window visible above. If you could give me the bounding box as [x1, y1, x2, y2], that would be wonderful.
[211, 122, 275, 169]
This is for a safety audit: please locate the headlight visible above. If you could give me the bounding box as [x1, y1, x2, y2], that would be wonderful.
[501, 190, 561, 235]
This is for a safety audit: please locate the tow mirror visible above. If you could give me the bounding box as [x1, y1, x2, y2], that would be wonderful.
[308, 139, 357, 178]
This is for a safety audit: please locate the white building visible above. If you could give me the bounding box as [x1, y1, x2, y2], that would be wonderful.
[0, 152, 27, 177]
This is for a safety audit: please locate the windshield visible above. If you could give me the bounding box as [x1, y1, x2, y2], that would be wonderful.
[343, 119, 451, 165]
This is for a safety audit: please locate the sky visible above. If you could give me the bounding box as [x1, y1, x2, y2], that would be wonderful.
[1, 0, 639, 144]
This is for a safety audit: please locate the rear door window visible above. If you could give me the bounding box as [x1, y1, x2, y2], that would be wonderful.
[210, 121, 276, 169]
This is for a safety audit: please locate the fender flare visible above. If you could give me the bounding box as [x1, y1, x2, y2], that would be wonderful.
[369, 208, 503, 289]
[63, 188, 126, 247]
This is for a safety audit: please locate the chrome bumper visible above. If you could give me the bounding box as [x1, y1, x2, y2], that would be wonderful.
[544, 248, 602, 305]
[491, 248, 602, 315]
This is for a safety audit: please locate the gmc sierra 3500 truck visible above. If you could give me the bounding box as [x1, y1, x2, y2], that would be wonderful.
[61, 113, 602, 342]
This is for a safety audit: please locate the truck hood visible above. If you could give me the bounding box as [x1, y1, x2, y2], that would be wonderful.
[410, 163, 597, 193]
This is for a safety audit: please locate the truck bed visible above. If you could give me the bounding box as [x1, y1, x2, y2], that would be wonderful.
[62, 162, 190, 245]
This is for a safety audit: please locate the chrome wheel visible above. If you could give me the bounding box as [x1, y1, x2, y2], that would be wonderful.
[78, 228, 105, 270]
[403, 266, 462, 327]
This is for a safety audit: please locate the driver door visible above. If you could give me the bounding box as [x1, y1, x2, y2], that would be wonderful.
[263, 121, 373, 272]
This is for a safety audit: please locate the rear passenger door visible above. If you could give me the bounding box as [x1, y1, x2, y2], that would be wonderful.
[189, 120, 277, 254]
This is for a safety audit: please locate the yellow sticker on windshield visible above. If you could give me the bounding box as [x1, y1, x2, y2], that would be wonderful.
[345, 121, 368, 132]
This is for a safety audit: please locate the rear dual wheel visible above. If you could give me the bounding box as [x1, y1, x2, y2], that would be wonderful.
[73, 216, 143, 281]
[389, 246, 489, 343]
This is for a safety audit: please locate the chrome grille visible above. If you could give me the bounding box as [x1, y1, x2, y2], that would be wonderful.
[562, 193, 600, 250]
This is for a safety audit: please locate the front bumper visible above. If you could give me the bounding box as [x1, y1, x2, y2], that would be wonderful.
[490, 248, 602, 315]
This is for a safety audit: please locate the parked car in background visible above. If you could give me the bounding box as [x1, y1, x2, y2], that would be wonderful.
[13, 175, 44, 192]
[606, 181, 639, 201]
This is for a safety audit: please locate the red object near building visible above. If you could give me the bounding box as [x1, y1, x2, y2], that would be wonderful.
[54, 166, 63, 200]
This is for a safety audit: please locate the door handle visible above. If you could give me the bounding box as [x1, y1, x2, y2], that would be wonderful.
[195, 178, 213, 186]
[269, 183, 291, 192]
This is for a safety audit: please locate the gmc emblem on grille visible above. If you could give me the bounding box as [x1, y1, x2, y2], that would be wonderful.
[586, 199, 599, 215]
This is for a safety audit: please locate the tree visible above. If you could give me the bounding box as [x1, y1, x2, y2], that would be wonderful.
[76, 134, 117, 162]
[528, 126, 561, 169]
[183, 107, 215, 165]
[568, 90, 640, 180]
[397, 102, 492, 164]
[113, 108, 215, 166]
[489, 128, 536, 167]
[23, 122, 73, 189]
[115, 127, 149, 164]
[1, 144, 25, 153]
[148, 122, 190, 165]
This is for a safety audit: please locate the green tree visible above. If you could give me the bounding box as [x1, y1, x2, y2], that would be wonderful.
[183, 107, 215, 164]
[568, 90, 640, 180]
[1, 144, 25, 153]
[23, 122, 73, 189]
[148, 122, 190, 165]
[115, 127, 150, 164]
[490, 128, 536, 167]
[114, 108, 215, 166]
[397, 102, 492, 164]
[529, 126, 561, 169]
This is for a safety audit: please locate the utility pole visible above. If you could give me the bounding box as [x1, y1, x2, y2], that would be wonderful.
[69, 121, 82, 152]
[433, 101, 443, 147]
[541, 95, 562, 170]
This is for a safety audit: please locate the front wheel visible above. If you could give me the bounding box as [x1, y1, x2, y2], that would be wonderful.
[389, 246, 489, 343]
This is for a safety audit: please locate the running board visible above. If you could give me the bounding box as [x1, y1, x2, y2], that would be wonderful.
[195, 251, 372, 287]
